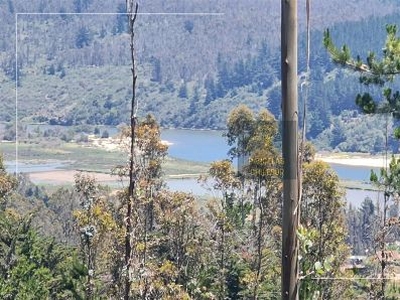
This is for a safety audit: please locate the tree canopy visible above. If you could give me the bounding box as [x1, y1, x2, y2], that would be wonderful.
[324, 24, 400, 137]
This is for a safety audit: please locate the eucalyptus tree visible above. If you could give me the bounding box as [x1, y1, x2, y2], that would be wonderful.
[300, 161, 350, 299]
[205, 105, 283, 299]
[221, 105, 352, 298]
[73, 173, 117, 299]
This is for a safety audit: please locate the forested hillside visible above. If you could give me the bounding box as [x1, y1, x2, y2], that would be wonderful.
[1, 0, 400, 152]
[3, 2, 400, 298]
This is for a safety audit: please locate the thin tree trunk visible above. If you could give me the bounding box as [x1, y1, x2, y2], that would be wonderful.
[124, 2, 138, 300]
[253, 182, 263, 300]
[380, 191, 389, 299]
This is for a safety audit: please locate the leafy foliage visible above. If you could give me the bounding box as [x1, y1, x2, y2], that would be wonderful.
[0, 155, 17, 206]
[324, 24, 400, 138]
[300, 161, 350, 298]
[74, 173, 117, 299]
[325, 23, 400, 296]
[0, 160, 86, 298]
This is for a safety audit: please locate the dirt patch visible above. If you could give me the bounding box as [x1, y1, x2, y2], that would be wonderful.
[28, 170, 126, 185]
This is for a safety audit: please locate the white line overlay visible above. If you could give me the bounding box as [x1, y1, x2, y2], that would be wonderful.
[15, 13, 18, 174]
[14, 11, 224, 174]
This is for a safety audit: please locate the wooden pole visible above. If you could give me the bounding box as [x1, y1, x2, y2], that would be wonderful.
[281, 0, 299, 299]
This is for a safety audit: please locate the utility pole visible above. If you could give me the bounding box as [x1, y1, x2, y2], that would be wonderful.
[281, 0, 299, 299]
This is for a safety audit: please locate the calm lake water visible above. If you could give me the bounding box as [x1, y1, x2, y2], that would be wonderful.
[330, 163, 380, 182]
[4, 127, 386, 207]
[161, 129, 229, 162]
[162, 130, 384, 207]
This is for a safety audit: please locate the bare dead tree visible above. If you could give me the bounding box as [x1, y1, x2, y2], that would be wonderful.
[124, 1, 138, 300]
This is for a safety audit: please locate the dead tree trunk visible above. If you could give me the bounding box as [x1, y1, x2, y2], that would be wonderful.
[124, 2, 138, 300]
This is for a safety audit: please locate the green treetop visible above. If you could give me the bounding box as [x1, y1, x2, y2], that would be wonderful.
[324, 25, 400, 137]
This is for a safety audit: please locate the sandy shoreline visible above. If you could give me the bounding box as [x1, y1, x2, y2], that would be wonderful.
[22, 152, 400, 185]
[316, 153, 399, 168]
[85, 135, 172, 152]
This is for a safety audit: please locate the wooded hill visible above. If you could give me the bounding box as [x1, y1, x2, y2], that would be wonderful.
[1, 0, 400, 151]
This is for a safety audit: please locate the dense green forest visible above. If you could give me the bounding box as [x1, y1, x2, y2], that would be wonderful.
[2, 104, 399, 299]
[1, 0, 400, 152]
[3, 1, 400, 299]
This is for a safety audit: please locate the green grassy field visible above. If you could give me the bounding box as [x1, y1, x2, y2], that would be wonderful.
[1, 139, 381, 194]
[0, 140, 209, 176]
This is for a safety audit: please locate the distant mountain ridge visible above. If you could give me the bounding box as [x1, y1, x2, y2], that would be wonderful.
[1, 0, 399, 80]
[1, 1, 400, 153]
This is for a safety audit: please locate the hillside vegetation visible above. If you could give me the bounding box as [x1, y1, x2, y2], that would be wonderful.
[3, 3, 400, 297]
[1, 1, 400, 151]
